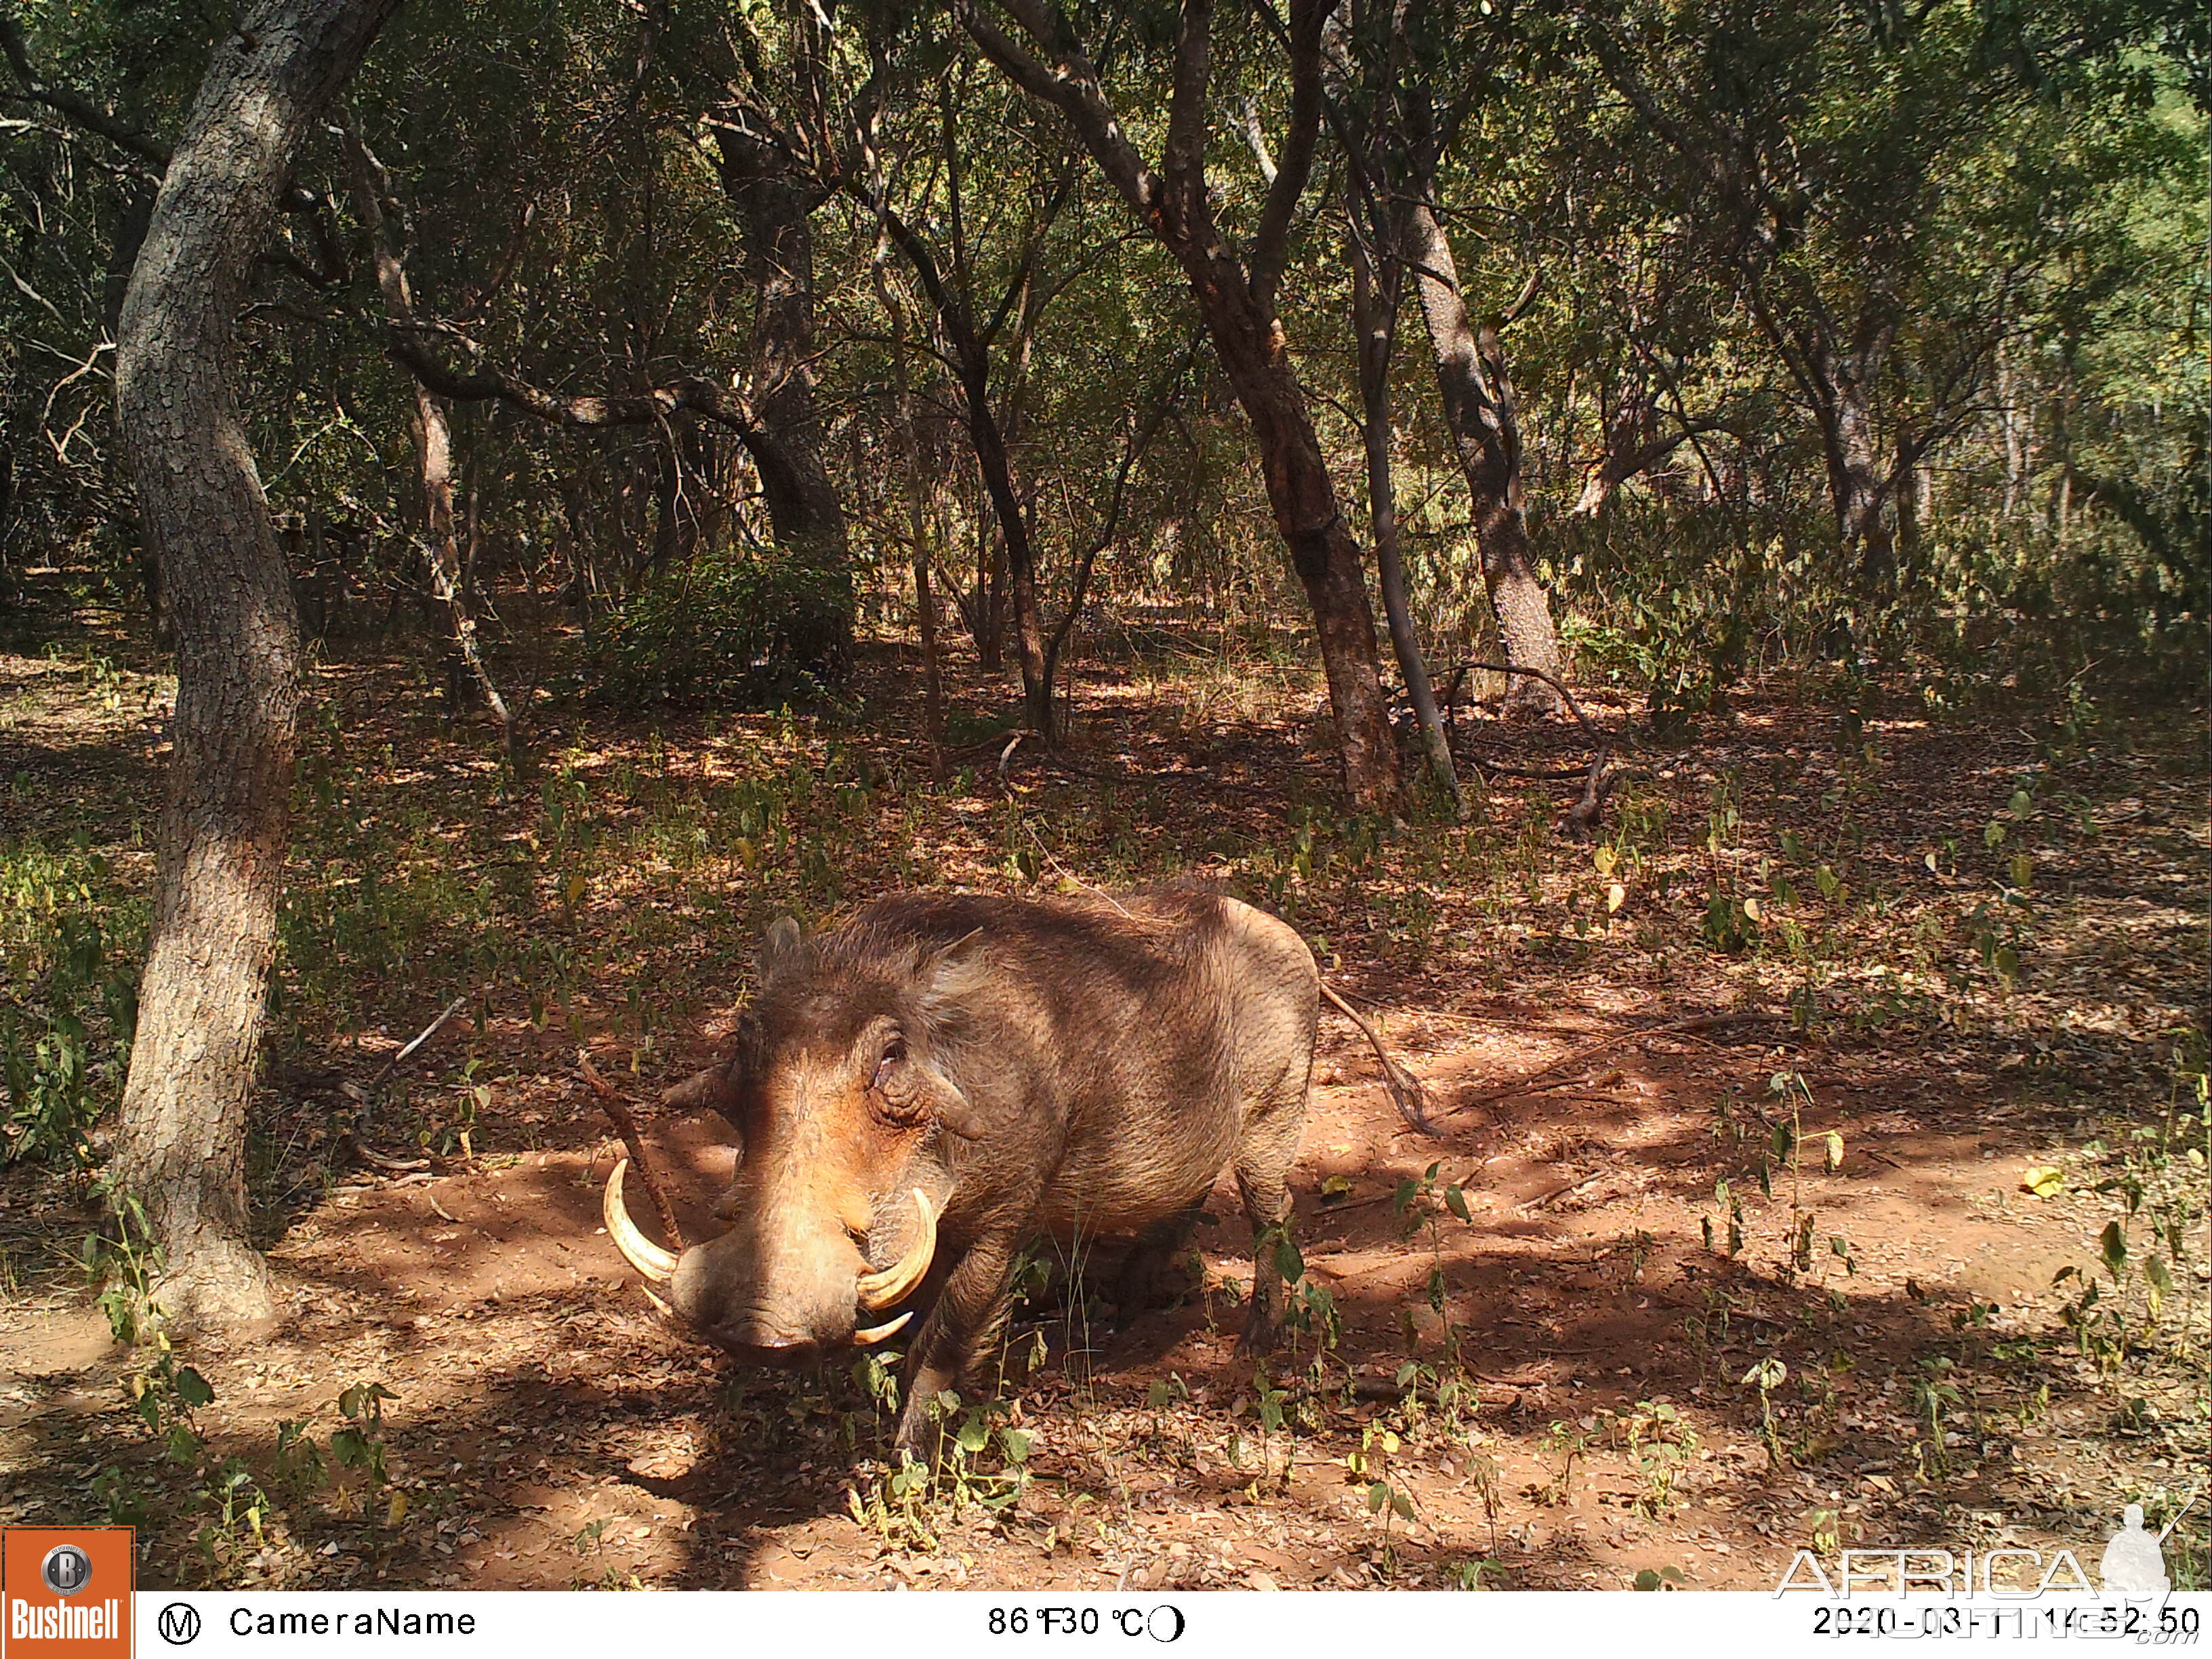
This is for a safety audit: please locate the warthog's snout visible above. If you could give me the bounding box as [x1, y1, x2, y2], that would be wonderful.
[605, 1160, 931, 1355]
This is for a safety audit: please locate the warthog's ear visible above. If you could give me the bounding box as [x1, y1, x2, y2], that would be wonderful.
[757, 915, 807, 983]
[916, 928, 989, 1007]
[912, 929, 992, 1139]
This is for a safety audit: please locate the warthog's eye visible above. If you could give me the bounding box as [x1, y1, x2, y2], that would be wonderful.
[872, 1036, 908, 1092]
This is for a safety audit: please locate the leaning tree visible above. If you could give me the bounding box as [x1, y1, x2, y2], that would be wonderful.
[109, 0, 403, 1328]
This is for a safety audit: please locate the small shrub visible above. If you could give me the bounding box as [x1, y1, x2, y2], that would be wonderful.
[590, 554, 853, 708]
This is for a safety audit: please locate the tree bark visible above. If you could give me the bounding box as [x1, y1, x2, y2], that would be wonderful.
[111, 0, 402, 1330]
[1811, 331, 1898, 588]
[1404, 201, 1567, 714]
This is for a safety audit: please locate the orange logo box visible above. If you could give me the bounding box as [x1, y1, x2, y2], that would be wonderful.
[1, 1530, 134, 1659]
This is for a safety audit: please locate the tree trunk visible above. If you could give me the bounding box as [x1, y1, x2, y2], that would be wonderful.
[1823, 362, 1896, 588]
[876, 255, 946, 776]
[341, 123, 528, 779]
[711, 130, 849, 582]
[1348, 194, 1462, 813]
[961, 0, 1398, 805]
[1196, 292, 1399, 801]
[1404, 201, 1567, 714]
[111, 0, 401, 1331]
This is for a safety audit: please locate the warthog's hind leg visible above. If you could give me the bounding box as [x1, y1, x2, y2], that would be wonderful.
[1232, 1098, 1303, 1357]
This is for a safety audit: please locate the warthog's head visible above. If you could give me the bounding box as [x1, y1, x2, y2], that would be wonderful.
[603, 916, 988, 1364]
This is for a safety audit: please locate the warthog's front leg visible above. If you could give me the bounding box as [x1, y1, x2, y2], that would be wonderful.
[893, 1229, 1021, 1465]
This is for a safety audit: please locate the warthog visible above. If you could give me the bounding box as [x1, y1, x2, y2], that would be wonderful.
[602, 889, 1422, 1460]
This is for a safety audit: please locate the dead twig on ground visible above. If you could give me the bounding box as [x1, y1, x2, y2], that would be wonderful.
[1443, 1012, 1786, 1118]
[369, 994, 470, 1087]
[338, 993, 470, 1172]
[1525, 1168, 1615, 1210]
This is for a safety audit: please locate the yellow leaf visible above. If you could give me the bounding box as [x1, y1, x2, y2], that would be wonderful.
[1593, 846, 1618, 876]
[1606, 882, 1626, 914]
[1824, 1132, 1844, 1172]
[1742, 897, 1763, 922]
[386, 1491, 409, 1528]
[2021, 1165, 2064, 1197]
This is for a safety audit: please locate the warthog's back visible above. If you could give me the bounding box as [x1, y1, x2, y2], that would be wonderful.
[842, 889, 1319, 1241]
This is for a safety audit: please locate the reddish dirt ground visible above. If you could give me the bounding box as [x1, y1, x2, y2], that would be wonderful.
[2, 615, 2205, 1593]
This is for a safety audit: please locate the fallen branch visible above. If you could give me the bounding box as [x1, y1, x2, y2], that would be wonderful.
[334, 994, 470, 1172]
[1443, 1012, 1786, 1118]
[369, 994, 469, 1087]
[578, 1049, 684, 1250]
[1445, 660, 1604, 746]
[1523, 1168, 1614, 1210]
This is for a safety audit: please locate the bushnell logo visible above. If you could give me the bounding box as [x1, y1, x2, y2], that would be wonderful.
[39, 1545, 93, 1597]
[2, 1525, 135, 1654]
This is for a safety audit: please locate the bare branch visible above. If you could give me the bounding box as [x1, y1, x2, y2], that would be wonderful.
[388, 330, 762, 436]
[0, 7, 169, 166]
[956, 0, 1161, 222]
[1250, 0, 1335, 298]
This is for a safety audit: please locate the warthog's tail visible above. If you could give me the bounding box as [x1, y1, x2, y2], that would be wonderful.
[1318, 983, 1437, 1136]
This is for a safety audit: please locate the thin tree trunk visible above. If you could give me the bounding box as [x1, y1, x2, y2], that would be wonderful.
[1210, 308, 1401, 802]
[341, 123, 528, 780]
[1349, 191, 1462, 813]
[1404, 201, 1567, 714]
[875, 254, 946, 777]
[1824, 362, 1896, 588]
[962, 0, 1399, 806]
[112, 0, 401, 1330]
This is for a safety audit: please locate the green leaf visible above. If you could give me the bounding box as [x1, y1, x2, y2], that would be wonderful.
[1368, 1481, 1390, 1513]
[999, 1428, 1031, 1462]
[173, 1366, 216, 1409]
[1273, 1233, 1305, 1285]
[1445, 1185, 1471, 1223]
[2100, 1221, 2127, 1279]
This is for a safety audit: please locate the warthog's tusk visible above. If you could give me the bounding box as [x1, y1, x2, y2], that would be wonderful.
[853, 1311, 914, 1345]
[603, 1159, 679, 1282]
[855, 1187, 937, 1311]
[640, 1285, 677, 1319]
